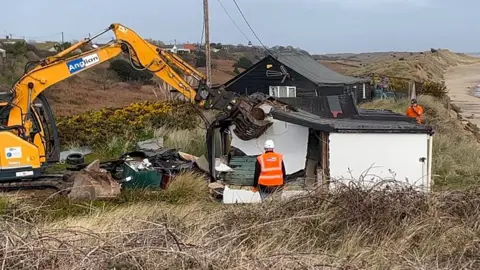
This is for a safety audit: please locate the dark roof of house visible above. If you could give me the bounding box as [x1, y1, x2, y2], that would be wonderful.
[222, 52, 368, 88]
[270, 107, 433, 134]
[274, 53, 368, 86]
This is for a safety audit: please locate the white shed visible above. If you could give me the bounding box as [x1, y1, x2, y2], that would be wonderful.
[224, 105, 434, 203]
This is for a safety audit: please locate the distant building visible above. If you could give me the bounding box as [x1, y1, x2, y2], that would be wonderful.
[182, 43, 197, 51]
[0, 36, 26, 46]
[161, 44, 198, 54]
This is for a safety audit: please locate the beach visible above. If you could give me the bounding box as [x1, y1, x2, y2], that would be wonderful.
[444, 62, 480, 126]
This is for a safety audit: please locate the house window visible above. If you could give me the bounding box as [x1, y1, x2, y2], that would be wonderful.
[269, 86, 297, 97]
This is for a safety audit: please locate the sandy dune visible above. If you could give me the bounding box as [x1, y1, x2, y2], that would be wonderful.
[444, 63, 480, 126]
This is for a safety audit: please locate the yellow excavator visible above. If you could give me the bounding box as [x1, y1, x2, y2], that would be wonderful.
[0, 23, 271, 189]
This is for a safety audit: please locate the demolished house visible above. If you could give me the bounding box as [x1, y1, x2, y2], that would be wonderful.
[206, 93, 434, 204]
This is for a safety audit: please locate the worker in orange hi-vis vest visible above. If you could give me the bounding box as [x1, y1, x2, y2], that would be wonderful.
[252, 139, 286, 202]
[406, 98, 425, 124]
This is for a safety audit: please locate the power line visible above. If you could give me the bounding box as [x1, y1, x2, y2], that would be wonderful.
[231, 0, 273, 55]
[2, 32, 63, 40]
[216, 0, 250, 43]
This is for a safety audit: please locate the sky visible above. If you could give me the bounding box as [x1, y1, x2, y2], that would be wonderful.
[0, 0, 478, 54]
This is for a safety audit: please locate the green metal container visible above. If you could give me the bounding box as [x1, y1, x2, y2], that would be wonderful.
[122, 162, 162, 189]
[225, 156, 257, 186]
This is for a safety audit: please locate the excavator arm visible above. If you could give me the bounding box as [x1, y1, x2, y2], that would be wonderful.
[7, 23, 251, 136]
[0, 23, 271, 181]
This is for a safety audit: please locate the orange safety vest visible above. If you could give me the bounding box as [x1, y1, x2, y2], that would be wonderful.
[406, 105, 424, 124]
[257, 152, 284, 186]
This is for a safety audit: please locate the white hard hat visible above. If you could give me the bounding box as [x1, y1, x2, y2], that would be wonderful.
[264, 139, 275, 149]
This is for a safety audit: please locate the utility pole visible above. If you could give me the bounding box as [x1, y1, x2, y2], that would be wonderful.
[61, 32, 64, 50]
[203, 0, 212, 86]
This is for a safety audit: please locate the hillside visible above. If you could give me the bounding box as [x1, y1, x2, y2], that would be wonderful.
[319, 49, 480, 82]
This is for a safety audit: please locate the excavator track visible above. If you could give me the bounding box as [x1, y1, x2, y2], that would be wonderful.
[0, 174, 71, 192]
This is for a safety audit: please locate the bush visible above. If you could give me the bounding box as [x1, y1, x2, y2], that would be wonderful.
[57, 101, 199, 147]
[388, 77, 409, 92]
[108, 59, 153, 82]
[195, 54, 206, 67]
[3, 41, 27, 56]
[421, 81, 448, 98]
[233, 56, 253, 69]
[233, 67, 240, 74]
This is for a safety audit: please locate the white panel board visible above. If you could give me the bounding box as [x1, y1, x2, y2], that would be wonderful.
[230, 120, 309, 174]
[222, 186, 309, 204]
[329, 133, 431, 191]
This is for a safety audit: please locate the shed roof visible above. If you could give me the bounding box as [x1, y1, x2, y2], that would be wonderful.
[274, 53, 368, 86]
[271, 107, 433, 134]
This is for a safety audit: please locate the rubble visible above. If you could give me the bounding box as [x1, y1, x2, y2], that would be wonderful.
[67, 160, 121, 201]
[136, 137, 164, 151]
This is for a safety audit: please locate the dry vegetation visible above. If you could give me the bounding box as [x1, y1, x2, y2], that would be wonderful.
[1, 177, 480, 269]
[321, 49, 480, 82]
[0, 93, 476, 269]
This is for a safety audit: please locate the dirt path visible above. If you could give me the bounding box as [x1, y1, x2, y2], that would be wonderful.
[444, 63, 480, 127]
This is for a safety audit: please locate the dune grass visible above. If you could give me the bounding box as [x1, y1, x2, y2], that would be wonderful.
[1, 95, 479, 269]
[1, 183, 480, 269]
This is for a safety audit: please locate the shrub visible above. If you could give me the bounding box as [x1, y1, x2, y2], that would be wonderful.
[388, 77, 409, 92]
[108, 59, 153, 82]
[421, 80, 448, 98]
[57, 101, 199, 147]
[233, 56, 253, 69]
[195, 55, 206, 67]
[3, 41, 27, 56]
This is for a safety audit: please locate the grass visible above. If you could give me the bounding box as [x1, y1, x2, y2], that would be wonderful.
[1, 184, 480, 269]
[360, 95, 480, 189]
[0, 95, 479, 268]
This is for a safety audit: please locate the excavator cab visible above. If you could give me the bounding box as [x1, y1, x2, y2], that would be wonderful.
[31, 94, 60, 164]
[0, 92, 59, 181]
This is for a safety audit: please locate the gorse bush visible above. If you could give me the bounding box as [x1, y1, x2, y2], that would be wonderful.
[421, 80, 448, 98]
[57, 101, 199, 147]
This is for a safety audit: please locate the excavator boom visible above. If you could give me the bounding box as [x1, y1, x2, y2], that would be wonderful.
[0, 23, 271, 184]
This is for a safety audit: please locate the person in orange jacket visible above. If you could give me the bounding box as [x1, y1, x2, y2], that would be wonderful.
[252, 139, 286, 202]
[406, 99, 424, 124]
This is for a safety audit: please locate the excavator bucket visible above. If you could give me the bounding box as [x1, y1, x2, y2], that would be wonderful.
[66, 160, 121, 201]
[232, 99, 273, 140]
[199, 86, 274, 141]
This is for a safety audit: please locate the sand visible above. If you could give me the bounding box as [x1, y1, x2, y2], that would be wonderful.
[444, 63, 480, 127]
